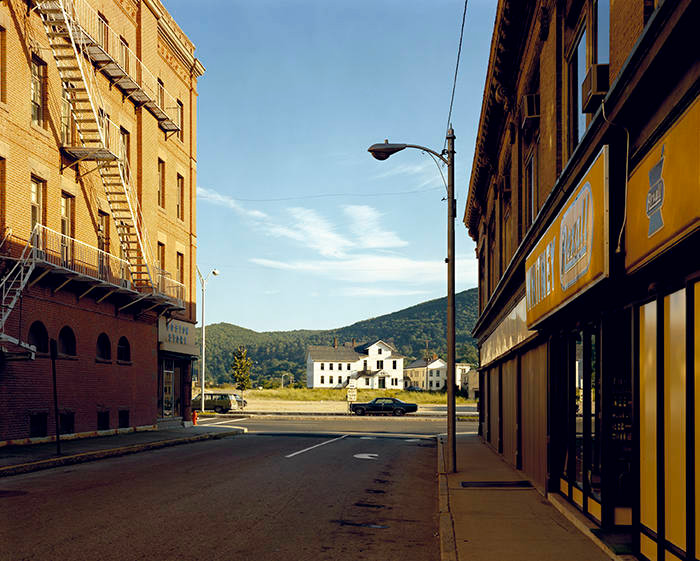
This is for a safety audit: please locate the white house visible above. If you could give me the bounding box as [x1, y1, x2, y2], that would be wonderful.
[404, 356, 447, 391]
[306, 340, 405, 390]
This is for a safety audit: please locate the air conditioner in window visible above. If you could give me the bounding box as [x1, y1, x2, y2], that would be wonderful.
[120, 278, 131, 289]
[520, 94, 540, 129]
[582, 63, 609, 113]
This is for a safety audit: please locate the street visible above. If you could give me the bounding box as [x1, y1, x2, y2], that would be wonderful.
[0, 418, 467, 561]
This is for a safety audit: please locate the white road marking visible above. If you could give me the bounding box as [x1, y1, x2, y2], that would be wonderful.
[198, 418, 247, 426]
[436, 431, 478, 436]
[285, 435, 347, 458]
[360, 436, 377, 440]
[404, 438, 420, 442]
[354, 453, 379, 460]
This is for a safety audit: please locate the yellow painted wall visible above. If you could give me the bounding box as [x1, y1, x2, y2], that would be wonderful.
[640, 533, 657, 561]
[640, 301, 657, 532]
[664, 289, 686, 552]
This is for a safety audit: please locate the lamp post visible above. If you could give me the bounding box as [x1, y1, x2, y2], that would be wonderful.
[196, 266, 219, 413]
[368, 128, 457, 473]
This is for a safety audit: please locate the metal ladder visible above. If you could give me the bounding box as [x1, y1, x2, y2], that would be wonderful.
[0, 233, 37, 356]
[36, 0, 155, 291]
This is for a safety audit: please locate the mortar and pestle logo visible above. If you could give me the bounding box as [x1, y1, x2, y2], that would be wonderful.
[646, 145, 665, 237]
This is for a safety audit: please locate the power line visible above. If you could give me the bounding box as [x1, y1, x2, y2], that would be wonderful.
[444, 0, 469, 151]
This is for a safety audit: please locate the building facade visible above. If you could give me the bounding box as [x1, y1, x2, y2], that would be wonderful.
[463, 1, 698, 560]
[0, 0, 203, 443]
[404, 357, 447, 391]
[306, 340, 405, 390]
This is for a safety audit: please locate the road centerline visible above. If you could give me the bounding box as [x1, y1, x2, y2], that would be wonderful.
[284, 434, 348, 458]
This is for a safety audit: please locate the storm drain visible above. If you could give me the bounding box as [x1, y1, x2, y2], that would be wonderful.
[461, 480, 533, 488]
[334, 520, 388, 529]
[355, 502, 384, 509]
[365, 489, 386, 494]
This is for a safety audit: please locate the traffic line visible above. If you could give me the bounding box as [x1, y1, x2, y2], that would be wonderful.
[198, 418, 247, 426]
[284, 434, 347, 458]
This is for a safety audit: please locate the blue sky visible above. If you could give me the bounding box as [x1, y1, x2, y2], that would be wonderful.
[165, 0, 497, 332]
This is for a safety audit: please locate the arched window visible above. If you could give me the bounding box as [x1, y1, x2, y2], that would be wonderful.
[58, 326, 76, 356]
[96, 333, 111, 360]
[27, 321, 49, 353]
[117, 336, 131, 362]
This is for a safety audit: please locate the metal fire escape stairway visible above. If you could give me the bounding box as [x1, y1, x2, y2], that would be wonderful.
[0, 235, 37, 357]
[36, 0, 155, 292]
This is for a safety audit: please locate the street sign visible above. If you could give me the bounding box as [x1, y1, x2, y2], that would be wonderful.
[348, 379, 357, 389]
[346, 388, 357, 402]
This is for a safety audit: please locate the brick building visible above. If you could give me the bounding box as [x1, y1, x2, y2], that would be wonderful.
[463, 1, 698, 559]
[0, 0, 203, 443]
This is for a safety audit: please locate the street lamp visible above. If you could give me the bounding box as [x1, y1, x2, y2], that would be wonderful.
[196, 267, 219, 413]
[368, 128, 457, 473]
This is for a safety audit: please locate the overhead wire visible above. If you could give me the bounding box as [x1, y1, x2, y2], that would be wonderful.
[221, 185, 444, 203]
[443, 0, 469, 152]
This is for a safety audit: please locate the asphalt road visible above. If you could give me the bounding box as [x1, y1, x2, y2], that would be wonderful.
[0, 418, 450, 561]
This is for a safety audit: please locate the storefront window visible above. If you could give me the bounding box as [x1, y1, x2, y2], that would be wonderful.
[587, 329, 602, 501]
[574, 331, 584, 489]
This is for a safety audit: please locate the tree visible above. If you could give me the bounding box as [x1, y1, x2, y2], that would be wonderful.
[230, 345, 252, 393]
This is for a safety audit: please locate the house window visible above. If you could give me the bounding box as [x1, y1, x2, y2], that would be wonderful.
[98, 108, 111, 150]
[119, 37, 129, 73]
[377, 360, 383, 369]
[329, 363, 333, 370]
[338, 363, 342, 370]
[329, 376, 333, 384]
[320, 375, 324, 384]
[176, 252, 184, 285]
[378, 348, 382, 354]
[430, 381, 433, 388]
[347, 364, 350, 370]
[320, 363, 324, 370]
[177, 99, 184, 141]
[157, 159, 165, 207]
[569, 24, 588, 149]
[363, 360, 367, 370]
[392, 360, 397, 369]
[31, 57, 46, 127]
[176, 174, 184, 220]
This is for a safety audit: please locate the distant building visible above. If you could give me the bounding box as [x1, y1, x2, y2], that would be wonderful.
[456, 364, 478, 400]
[404, 356, 446, 391]
[306, 340, 404, 390]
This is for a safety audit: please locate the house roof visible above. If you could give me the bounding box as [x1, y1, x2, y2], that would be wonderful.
[359, 339, 399, 353]
[307, 346, 363, 361]
[406, 359, 428, 369]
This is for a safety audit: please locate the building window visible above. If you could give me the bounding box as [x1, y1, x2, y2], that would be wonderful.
[31, 57, 46, 127]
[157, 79, 165, 109]
[96, 333, 111, 361]
[98, 108, 111, 150]
[176, 252, 184, 285]
[118, 410, 129, 428]
[594, 0, 610, 65]
[30, 176, 44, 239]
[30, 412, 48, 438]
[157, 242, 165, 274]
[525, 147, 538, 225]
[117, 337, 131, 362]
[27, 321, 49, 354]
[320, 363, 324, 370]
[60, 193, 74, 264]
[378, 348, 382, 354]
[347, 364, 350, 370]
[120, 128, 130, 181]
[377, 360, 383, 369]
[177, 99, 184, 141]
[329, 363, 333, 370]
[97, 410, 110, 431]
[176, 174, 184, 220]
[569, 24, 588, 149]
[320, 375, 324, 384]
[392, 360, 397, 369]
[157, 159, 165, 207]
[0, 25, 6, 103]
[58, 326, 77, 356]
[119, 36, 129, 73]
[97, 12, 109, 51]
[329, 376, 333, 384]
[61, 87, 72, 145]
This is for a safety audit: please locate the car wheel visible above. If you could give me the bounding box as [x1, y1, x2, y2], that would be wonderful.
[393, 408, 405, 416]
[355, 407, 365, 416]
[214, 406, 223, 413]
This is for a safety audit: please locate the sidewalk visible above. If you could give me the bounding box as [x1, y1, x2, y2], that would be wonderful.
[437, 434, 636, 561]
[0, 424, 246, 478]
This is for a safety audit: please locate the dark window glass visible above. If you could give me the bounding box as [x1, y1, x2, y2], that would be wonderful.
[28, 321, 49, 353]
[596, 0, 610, 64]
[58, 326, 76, 356]
[96, 333, 111, 360]
[117, 336, 131, 362]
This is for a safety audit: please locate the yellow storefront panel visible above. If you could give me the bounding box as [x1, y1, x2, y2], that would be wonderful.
[664, 550, 683, 561]
[560, 478, 569, 496]
[696, 281, 700, 548]
[626, 96, 700, 273]
[640, 301, 657, 532]
[663, 289, 686, 552]
[640, 533, 657, 561]
[572, 485, 583, 507]
[525, 146, 609, 328]
[588, 498, 602, 522]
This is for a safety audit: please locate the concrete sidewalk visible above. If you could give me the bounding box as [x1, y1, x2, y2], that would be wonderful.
[0, 424, 246, 478]
[437, 434, 636, 561]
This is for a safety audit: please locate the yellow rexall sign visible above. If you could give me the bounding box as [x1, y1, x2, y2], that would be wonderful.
[625, 96, 700, 273]
[525, 146, 609, 328]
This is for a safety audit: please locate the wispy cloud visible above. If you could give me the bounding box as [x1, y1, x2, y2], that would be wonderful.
[343, 287, 430, 297]
[343, 205, 408, 249]
[197, 186, 268, 220]
[266, 207, 354, 258]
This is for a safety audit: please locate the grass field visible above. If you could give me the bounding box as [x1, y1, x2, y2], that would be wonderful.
[208, 386, 474, 405]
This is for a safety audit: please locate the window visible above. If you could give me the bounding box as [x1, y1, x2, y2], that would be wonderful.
[176, 174, 184, 220]
[97, 12, 109, 51]
[61, 87, 72, 145]
[378, 348, 382, 354]
[392, 360, 397, 369]
[346, 364, 350, 370]
[320, 375, 324, 384]
[177, 99, 184, 141]
[60, 193, 74, 264]
[320, 363, 324, 370]
[569, 25, 588, 149]
[118, 410, 129, 428]
[97, 410, 110, 431]
[157, 79, 165, 109]
[329, 376, 333, 384]
[27, 321, 49, 353]
[96, 333, 111, 360]
[31, 57, 46, 127]
[30, 412, 48, 438]
[58, 326, 76, 356]
[338, 363, 342, 370]
[329, 363, 333, 370]
[594, 0, 610, 65]
[0, 25, 5, 103]
[120, 128, 130, 181]
[377, 360, 383, 369]
[119, 36, 129, 73]
[176, 252, 184, 285]
[157, 242, 165, 273]
[30, 176, 44, 240]
[98, 108, 111, 150]
[117, 336, 131, 362]
[525, 147, 538, 225]
[363, 360, 367, 370]
[59, 411, 75, 434]
[157, 159, 165, 207]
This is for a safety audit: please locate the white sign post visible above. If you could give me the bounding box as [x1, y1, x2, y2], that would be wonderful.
[347, 380, 357, 413]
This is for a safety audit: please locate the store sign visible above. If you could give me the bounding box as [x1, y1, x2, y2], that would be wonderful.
[625, 97, 700, 273]
[525, 146, 609, 328]
[481, 297, 536, 366]
[158, 317, 199, 356]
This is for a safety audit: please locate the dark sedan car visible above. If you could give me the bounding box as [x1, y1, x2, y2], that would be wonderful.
[350, 397, 418, 416]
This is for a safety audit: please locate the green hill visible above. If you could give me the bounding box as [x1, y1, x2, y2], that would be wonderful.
[198, 287, 479, 386]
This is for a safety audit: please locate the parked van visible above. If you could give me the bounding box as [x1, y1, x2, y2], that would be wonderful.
[191, 391, 247, 413]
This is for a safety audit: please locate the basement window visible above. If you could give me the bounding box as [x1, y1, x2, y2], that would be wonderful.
[29, 412, 48, 438]
[118, 410, 130, 429]
[97, 410, 110, 431]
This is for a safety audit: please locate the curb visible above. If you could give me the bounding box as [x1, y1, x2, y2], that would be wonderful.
[214, 412, 479, 421]
[0, 428, 246, 478]
[437, 435, 458, 561]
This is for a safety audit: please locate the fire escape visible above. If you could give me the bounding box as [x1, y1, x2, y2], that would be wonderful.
[0, 0, 185, 356]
